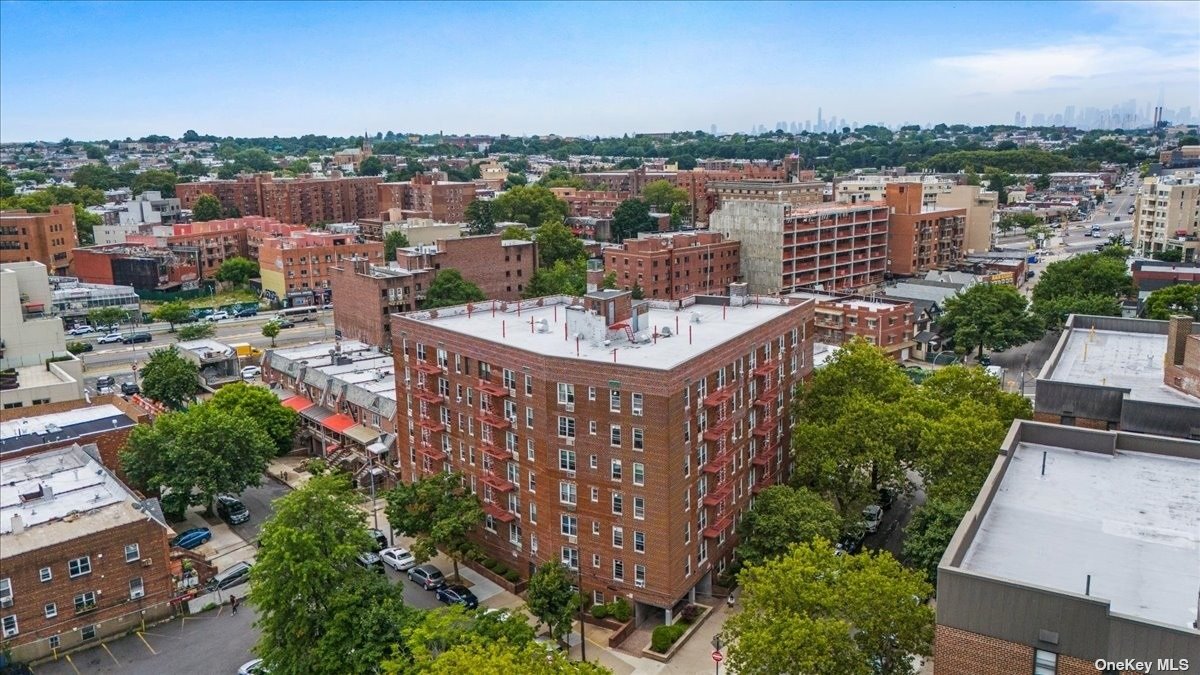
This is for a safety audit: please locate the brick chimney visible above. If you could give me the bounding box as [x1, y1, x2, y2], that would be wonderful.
[1166, 314, 1192, 367]
[586, 259, 605, 292]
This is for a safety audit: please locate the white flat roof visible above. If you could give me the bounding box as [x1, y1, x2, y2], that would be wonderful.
[0, 404, 124, 441]
[271, 340, 374, 362]
[1048, 329, 1200, 405]
[404, 298, 799, 370]
[961, 441, 1200, 628]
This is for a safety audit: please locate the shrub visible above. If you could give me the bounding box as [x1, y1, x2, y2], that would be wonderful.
[591, 604, 610, 620]
[483, 558, 500, 572]
[650, 623, 687, 652]
[610, 597, 632, 622]
[503, 569, 521, 583]
[680, 604, 702, 623]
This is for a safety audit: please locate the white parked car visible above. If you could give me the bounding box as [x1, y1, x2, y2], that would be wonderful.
[379, 547, 416, 572]
[862, 504, 883, 534]
[207, 311, 230, 322]
[240, 365, 261, 380]
[96, 333, 124, 344]
[66, 325, 93, 336]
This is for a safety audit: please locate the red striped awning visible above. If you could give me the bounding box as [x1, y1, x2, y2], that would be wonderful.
[322, 413, 356, 433]
[282, 396, 313, 412]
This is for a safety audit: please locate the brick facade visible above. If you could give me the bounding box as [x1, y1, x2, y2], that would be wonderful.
[177, 174, 382, 225]
[376, 175, 477, 223]
[602, 232, 741, 300]
[257, 232, 384, 303]
[0, 395, 149, 476]
[885, 183, 967, 277]
[330, 260, 426, 348]
[429, 235, 537, 300]
[934, 625, 1140, 675]
[0, 206, 78, 276]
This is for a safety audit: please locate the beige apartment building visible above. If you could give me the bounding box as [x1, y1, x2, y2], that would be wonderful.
[1132, 171, 1200, 261]
[936, 185, 999, 254]
[0, 262, 84, 410]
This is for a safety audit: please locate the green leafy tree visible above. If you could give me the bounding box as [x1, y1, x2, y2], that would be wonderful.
[383, 471, 484, 581]
[251, 474, 410, 675]
[533, 219, 585, 268]
[726, 539, 934, 675]
[903, 498, 970, 585]
[358, 155, 384, 176]
[177, 322, 215, 341]
[538, 166, 585, 189]
[139, 345, 199, 410]
[87, 306, 128, 328]
[131, 169, 178, 197]
[525, 562, 581, 646]
[262, 321, 281, 347]
[465, 199, 497, 235]
[642, 179, 688, 212]
[492, 184, 568, 229]
[287, 159, 312, 175]
[215, 256, 257, 286]
[1151, 248, 1184, 263]
[505, 157, 530, 174]
[1145, 283, 1200, 320]
[394, 605, 538, 670]
[74, 205, 101, 245]
[1033, 174, 1051, 191]
[383, 230, 410, 262]
[524, 259, 586, 298]
[209, 381, 299, 455]
[119, 401, 275, 514]
[501, 225, 530, 240]
[152, 300, 192, 331]
[192, 193, 223, 221]
[503, 173, 528, 189]
[995, 212, 1041, 234]
[422, 269, 487, 310]
[630, 284, 644, 300]
[1031, 252, 1132, 327]
[84, 144, 107, 160]
[938, 283, 1043, 359]
[601, 272, 618, 289]
[71, 163, 120, 190]
[421, 641, 608, 675]
[610, 198, 654, 242]
[735, 485, 840, 569]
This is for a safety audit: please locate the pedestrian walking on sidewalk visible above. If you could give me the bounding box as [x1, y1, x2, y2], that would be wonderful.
[230, 594, 239, 615]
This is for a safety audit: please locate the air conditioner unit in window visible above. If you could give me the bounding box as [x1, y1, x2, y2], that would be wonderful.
[566, 535, 577, 544]
[141, 558, 153, 567]
[634, 579, 646, 588]
[2, 627, 16, 638]
[565, 403, 574, 412]
[565, 437, 575, 446]
[131, 590, 144, 600]
[0, 598, 11, 609]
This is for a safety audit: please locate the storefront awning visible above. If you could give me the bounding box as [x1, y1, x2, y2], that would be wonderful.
[322, 413, 356, 433]
[344, 424, 381, 445]
[301, 406, 333, 424]
[282, 395, 313, 412]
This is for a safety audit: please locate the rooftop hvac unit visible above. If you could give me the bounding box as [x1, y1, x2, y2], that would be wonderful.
[536, 318, 551, 333]
[661, 327, 673, 337]
[690, 311, 702, 324]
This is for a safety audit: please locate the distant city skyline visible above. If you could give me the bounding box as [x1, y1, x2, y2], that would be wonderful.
[1, 1, 1197, 141]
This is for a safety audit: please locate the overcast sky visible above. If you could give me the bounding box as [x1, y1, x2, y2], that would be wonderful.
[1, 1, 1197, 141]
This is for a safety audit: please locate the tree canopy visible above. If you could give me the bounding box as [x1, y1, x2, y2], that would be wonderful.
[383, 230, 411, 262]
[903, 498, 971, 585]
[139, 345, 199, 410]
[192, 193, 223, 221]
[642, 179, 688, 212]
[1144, 283, 1200, 320]
[152, 299, 192, 331]
[524, 258, 586, 298]
[938, 283, 1043, 358]
[726, 539, 934, 675]
[534, 219, 586, 268]
[261, 320, 281, 347]
[526, 562, 580, 646]
[610, 198, 655, 242]
[209, 381, 298, 455]
[465, 199, 496, 235]
[383, 471, 483, 581]
[421, 269, 487, 310]
[1031, 252, 1131, 328]
[358, 155, 384, 176]
[214, 256, 257, 285]
[492, 184, 569, 229]
[538, 166, 586, 190]
[177, 322, 215, 341]
[87, 306, 128, 328]
[735, 485, 840, 569]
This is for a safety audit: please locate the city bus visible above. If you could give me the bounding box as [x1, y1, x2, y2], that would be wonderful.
[276, 306, 319, 322]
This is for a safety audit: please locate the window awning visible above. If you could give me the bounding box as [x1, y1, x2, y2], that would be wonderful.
[344, 424, 381, 445]
[322, 413, 356, 433]
[282, 395, 313, 412]
[301, 406, 333, 423]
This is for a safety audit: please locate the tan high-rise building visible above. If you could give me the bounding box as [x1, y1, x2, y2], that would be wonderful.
[0, 206, 78, 276]
[935, 185, 998, 255]
[1132, 171, 1200, 261]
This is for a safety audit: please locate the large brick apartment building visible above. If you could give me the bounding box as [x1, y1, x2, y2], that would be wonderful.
[0, 444, 175, 663]
[788, 290, 915, 360]
[0, 206, 78, 276]
[376, 175, 477, 223]
[391, 290, 814, 623]
[602, 232, 741, 300]
[257, 230, 384, 306]
[884, 183, 968, 277]
[397, 234, 537, 300]
[176, 174, 382, 225]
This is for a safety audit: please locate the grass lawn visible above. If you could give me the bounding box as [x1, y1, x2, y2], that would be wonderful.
[140, 287, 261, 310]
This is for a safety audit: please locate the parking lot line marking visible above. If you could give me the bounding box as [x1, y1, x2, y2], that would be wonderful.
[101, 642, 120, 665]
[137, 631, 159, 655]
[62, 655, 81, 675]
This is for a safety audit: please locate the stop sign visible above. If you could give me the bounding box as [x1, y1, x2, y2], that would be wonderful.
[712, 650, 723, 663]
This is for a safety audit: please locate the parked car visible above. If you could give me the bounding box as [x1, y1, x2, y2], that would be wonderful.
[206, 311, 230, 322]
[120, 381, 140, 396]
[170, 527, 212, 550]
[436, 584, 479, 609]
[240, 365, 261, 380]
[379, 547, 416, 572]
[356, 551, 385, 574]
[235, 308, 258, 318]
[216, 494, 250, 525]
[368, 528, 389, 551]
[96, 332, 124, 344]
[68, 341, 94, 353]
[862, 504, 884, 534]
[95, 375, 115, 388]
[837, 524, 866, 555]
[238, 658, 266, 675]
[122, 332, 152, 344]
[322, 303, 333, 310]
[66, 325, 93, 336]
[271, 318, 294, 329]
[407, 564, 446, 590]
[206, 560, 252, 592]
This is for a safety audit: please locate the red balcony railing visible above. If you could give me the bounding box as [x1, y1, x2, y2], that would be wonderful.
[416, 416, 445, 433]
[412, 387, 444, 404]
[703, 384, 735, 408]
[754, 385, 779, 408]
[416, 442, 447, 461]
[477, 379, 509, 398]
[703, 510, 736, 538]
[752, 444, 778, 467]
[702, 478, 735, 507]
[702, 416, 734, 442]
[482, 501, 516, 523]
[481, 472, 516, 493]
[480, 438, 510, 462]
[411, 361, 440, 375]
[477, 409, 511, 430]
[701, 445, 735, 474]
[752, 415, 774, 438]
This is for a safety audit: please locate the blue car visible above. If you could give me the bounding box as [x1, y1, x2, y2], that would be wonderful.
[170, 527, 212, 550]
[435, 584, 479, 609]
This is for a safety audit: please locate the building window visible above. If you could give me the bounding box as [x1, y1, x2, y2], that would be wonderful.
[44, 602, 57, 619]
[632, 428, 644, 450]
[559, 449, 576, 472]
[634, 496, 645, 520]
[588, 386, 596, 401]
[124, 543, 140, 563]
[559, 481, 577, 505]
[634, 564, 646, 586]
[612, 492, 624, 515]
[612, 526, 624, 548]
[39, 567, 51, 583]
[48, 634, 60, 649]
[610, 459, 622, 481]
[589, 421, 597, 435]
[528, 471, 536, 493]
[1, 615, 16, 638]
[129, 578, 144, 599]
[81, 624, 97, 641]
[610, 425, 622, 447]
[589, 454, 598, 470]
[0, 578, 10, 607]
[485, 515, 496, 533]
[631, 393, 643, 416]
[525, 374, 533, 396]
[634, 531, 645, 553]
[632, 463, 645, 486]
[557, 383, 575, 404]
[1034, 650, 1057, 675]
[529, 503, 537, 524]
[557, 416, 576, 439]
[561, 547, 579, 569]
[592, 520, 600, 536]
[68, 556, 91, 578]
[74, 591, 97, 614]
[591, 486, 599, 502]
[609, 389, 620, 413]
[561, 514, 578, 537]
[612, 559, 624, 581]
